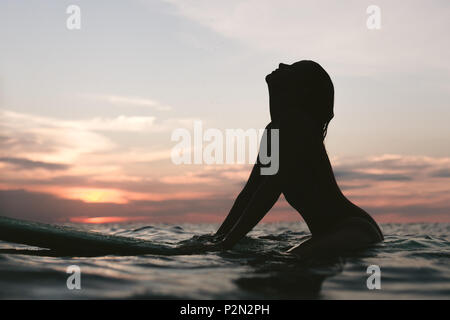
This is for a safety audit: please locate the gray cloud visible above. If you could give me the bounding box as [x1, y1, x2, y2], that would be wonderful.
[0, 157, 70, 171]
[365, 204, 450, 217]
[334, 170, 411, 181]
[339, 183, 372, 190]
[429, 169, 450, 178]
[338, 158, 432, 172]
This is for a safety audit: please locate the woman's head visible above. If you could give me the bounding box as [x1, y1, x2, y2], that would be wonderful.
[266, 60, 334, 138]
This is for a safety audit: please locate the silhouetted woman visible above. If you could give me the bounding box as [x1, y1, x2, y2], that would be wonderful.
[214, 60, 383, 258]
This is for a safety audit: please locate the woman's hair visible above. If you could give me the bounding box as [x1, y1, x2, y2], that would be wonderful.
[290, 60, 335, 139]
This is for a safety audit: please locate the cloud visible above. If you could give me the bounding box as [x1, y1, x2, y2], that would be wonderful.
[334, 170, 411, 181]
[1, 109, 175, 133]
[1, 109, 195, 136]
[0, 157, 70, 171]
[0, 109, 114, 163]
[162, 0, 450, 75]
[366, 203, 450, 217]
[85, 94, 172, 111]
[0, 109, 196, 166]
[333, 154, 450, 182]
[68, 115, 158, 132]
[430, 169, 450, 178]
[159, 165, 251, 185]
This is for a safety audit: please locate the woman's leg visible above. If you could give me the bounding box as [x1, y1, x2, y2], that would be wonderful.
[286, 217, 383, 258]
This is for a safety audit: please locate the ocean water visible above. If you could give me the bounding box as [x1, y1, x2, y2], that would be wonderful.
[0, 222, 449, 299]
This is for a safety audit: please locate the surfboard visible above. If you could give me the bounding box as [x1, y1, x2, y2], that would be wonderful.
[0, 216, 177, 256]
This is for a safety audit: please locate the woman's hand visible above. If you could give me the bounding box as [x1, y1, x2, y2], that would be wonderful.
[195, 233, 223, 243]
[176, 233, 226, 254]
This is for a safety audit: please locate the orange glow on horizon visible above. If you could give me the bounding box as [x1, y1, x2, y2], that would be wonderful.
[64, 188, 128, 204]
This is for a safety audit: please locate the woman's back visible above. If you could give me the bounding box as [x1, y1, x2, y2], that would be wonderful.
[278, 112, 378, 236]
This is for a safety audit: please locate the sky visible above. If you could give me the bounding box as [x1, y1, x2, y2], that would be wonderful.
[0, 0, 449, 224]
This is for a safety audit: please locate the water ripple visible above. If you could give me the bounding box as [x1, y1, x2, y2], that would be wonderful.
[0, 222, 449, 299]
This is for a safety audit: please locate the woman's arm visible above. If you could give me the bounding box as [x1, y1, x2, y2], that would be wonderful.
[220, 173, 281, 249]
[215, 122, 275, 238]
[215, 148, 266, 237]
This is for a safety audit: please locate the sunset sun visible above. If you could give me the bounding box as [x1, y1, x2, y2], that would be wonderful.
[65, 188, 128, 204]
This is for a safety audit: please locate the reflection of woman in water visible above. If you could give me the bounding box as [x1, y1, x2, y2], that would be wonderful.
[212, 60, 383, 258]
